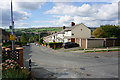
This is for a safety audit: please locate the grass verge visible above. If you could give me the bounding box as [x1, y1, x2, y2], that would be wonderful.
[84, 49, 120, 53]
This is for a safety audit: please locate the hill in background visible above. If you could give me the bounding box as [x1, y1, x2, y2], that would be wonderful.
[5, 27, 69, 36]
[5, 27, 96, 37]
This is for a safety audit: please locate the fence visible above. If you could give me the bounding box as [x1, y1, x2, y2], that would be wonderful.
[2, 50, 19, 63]
[2, 47, 23, 67]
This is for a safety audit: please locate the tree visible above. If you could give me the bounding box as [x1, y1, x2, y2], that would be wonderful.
[20, 33, 28, 43]
[100, 25, 120, 38]
[93, 25, 120, 38]
[93, 28, 106, 38]
[39, 38, 43, 44]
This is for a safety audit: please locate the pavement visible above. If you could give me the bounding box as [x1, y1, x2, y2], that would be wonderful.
[23, 43, 119, 78]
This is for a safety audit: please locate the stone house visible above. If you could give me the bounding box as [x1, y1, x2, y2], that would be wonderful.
[63, 22, 91, 43]
[0, 28, 10, 43]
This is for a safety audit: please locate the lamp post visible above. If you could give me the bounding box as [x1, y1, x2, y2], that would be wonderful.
[11, 0, 15, 52]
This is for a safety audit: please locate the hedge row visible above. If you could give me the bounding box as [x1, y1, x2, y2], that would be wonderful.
[47, 42, 63, 49]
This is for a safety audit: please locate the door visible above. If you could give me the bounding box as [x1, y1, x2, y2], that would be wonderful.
[81, 39, 86, 48]
[71, 38, 75, 42]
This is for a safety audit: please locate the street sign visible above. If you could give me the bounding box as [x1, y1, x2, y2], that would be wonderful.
[10, 34, 15, 41]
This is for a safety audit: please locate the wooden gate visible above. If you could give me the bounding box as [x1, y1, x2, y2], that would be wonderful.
[81, 39, 86, 48]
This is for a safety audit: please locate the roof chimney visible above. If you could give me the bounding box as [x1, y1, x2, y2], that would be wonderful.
[62, 26, 65, 30]
[71, 22, 75, 27]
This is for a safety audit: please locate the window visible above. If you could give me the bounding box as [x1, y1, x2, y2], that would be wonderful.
[72, 33, 74, 35]
[81, 29, 82, 31]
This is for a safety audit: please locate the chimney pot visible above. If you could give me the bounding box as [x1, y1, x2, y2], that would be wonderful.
[62, 26, 65, 30]
[71, 22, 75, 27]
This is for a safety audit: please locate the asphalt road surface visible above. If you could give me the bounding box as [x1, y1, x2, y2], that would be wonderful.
[23, 43, 119, 78]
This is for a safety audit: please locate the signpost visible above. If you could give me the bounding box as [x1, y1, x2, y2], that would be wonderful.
[10, 0, 15, 52]
[10, 34, 15, 41]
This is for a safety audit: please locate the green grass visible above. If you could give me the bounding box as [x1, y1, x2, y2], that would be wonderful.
[2, 43, 11, 47]
[54, 48, 61, 50]
[2, 69, 30, 79]
[68, 48, 92, 51]
[84, 49, 120, 53]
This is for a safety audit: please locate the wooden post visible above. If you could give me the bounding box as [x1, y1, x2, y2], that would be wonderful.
[29, 59, 31, 71]
[94, 48, 96, 52]
[16, 47, 23, 67]
[54, 44, 56, 49]
[107, 47, 109, 52]
[84, 48, 86, 52]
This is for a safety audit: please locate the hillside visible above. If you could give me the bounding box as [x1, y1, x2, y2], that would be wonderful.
[5, 27, 96, 37]
[5, 27, 68, 36]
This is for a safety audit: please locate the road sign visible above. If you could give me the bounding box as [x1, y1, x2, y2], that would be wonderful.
[10, 34, 15, 41]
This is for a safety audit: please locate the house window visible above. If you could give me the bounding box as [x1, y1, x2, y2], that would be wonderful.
[72, 33, 74, 35]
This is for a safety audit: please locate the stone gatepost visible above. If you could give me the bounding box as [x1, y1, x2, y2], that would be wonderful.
[16, 47, 23, 67]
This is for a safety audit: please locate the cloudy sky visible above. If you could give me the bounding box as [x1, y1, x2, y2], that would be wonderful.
[0, 0, 119, 29]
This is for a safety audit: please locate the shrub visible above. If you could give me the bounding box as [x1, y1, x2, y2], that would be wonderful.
[39, 38, 43, 44]
[1, 59, 30, 79]
[1, 59, 20, 70]
[48, 42, 63, 49]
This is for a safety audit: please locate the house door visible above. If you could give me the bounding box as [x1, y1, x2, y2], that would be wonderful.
[71, 38, 75, 42]
[81, 39, 86, 48]
[76, 38, 80, 44]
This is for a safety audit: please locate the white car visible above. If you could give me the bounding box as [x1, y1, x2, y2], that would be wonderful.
[26, 43, 30, 46]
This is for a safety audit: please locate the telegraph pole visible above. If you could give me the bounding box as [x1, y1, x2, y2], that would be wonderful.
[11, 0, 15, 52]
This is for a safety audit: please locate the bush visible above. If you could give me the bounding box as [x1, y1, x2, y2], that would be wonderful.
[2, 41, 12, 47]
[48, 42, 63, 49]
[0, 59, 30, 79]
[39, 38, 43, 44]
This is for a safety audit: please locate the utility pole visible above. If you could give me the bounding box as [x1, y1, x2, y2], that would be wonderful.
[11, 0, 15, 52]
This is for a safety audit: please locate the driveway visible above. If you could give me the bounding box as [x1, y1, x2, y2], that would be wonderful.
[23, 43, 119, 78]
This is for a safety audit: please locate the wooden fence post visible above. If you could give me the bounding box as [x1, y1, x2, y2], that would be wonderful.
[94, 48, 96, 52]
[107, 47, 109, 52]
[54, 44, 56, 49]
[84, 48, 86, 52]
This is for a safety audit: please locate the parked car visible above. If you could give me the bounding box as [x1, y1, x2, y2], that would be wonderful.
[26, 43, 30, 46]
[63, 42, 79, 49]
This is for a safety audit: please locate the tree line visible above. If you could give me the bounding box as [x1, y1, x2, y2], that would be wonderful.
[93, 25, 120, 38]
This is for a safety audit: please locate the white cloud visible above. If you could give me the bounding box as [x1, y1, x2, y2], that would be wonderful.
[54, 16, 73, 26]
[16, 2, 45, 11]
[0, 0, 43, 28]
[15, 22, 29, 27]
[46, 3, 96, 16]
[46, 2, 118, 27]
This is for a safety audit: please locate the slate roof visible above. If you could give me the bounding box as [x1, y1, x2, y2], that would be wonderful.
[64, 23, 88, 31]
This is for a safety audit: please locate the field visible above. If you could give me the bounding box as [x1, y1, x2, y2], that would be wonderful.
[5, 27, 68, 36]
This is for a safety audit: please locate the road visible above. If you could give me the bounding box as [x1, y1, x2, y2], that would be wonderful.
[23, 43, 119, 78]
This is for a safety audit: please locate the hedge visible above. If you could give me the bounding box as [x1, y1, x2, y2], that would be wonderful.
[48, 42, 63, 49]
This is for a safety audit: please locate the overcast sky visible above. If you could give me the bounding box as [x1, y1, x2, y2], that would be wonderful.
[0, 0, 119, 29]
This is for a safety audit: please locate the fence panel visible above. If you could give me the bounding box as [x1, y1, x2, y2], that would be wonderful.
[2, 50, 19, 64]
